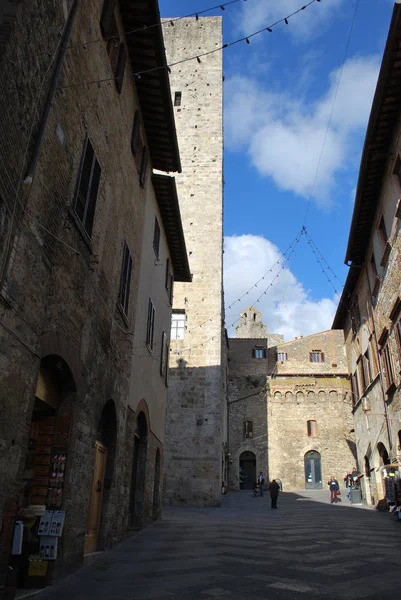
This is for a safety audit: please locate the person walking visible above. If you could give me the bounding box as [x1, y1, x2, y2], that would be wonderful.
[344, 471, 352, 499]
[328, 475, 340, 503]
[258, 472, 266, 497]
[269, 479, 280, 509]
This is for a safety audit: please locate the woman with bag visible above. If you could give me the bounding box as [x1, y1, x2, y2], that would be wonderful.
[328, 476, 340, 503]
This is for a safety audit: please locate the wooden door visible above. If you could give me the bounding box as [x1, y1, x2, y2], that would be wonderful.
[84, 441, 107, 554]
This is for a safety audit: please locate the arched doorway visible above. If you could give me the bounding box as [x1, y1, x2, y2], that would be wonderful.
[377, 442, 390, 465]
[129, 411, 148, 528]
[239, 451, 256, 490]
[84, 399, 117, 554]
[304, 450, 322, 489]
[12, 355, 75, 589]
[152, 449, 161, 520]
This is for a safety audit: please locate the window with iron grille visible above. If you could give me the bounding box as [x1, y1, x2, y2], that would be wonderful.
[153, 218, 160, 258]
[253, 348, 266, 359]
[74, 138, 101, 237]
[171, 311, 185, 340]
[310, 351, 324, 363]
[277, 352, 288, 362]
[307, 420, 317, 437]
[243, 421, 253, 439]
[118, 241, 132, 316]
[146, 299, 156, 351]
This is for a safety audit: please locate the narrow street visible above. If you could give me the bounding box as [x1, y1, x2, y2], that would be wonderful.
[22, 490, 401, 600]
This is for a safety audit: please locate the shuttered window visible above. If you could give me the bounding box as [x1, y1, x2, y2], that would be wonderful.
[100, 0, 116, 38]
[160, 332, 167, 376]
[153, 218, 160, 258]
[131, 111, 140, 156]
[74, 138, 101, 237]
[139, 147, 148, 188]
[146, 299, 156, 351]
[253, 348, 266, 359]
[243, 421, 253, 439]
[310, 351, 324, 363]
[118, 242, 133, 316]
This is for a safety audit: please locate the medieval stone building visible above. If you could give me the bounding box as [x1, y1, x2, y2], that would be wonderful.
[163, 17, 228, 507]
[228, 308, 354, 491]
[0, 0, 189, 596]
[333, 2, 401, 507]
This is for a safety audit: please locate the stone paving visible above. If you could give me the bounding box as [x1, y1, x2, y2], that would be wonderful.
[23, 490, 401, 599]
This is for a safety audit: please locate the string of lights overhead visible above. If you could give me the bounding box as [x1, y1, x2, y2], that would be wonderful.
[57, 0, 321, 91]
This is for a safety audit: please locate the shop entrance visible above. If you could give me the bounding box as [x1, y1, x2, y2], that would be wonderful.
[9, 355, 75, 591]
[84, 400, 117, 554]
[239, 451, 256, 490]
[304, 450, 322, 489]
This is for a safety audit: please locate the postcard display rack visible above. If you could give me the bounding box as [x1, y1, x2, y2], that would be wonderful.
[38, 511, 65, 560]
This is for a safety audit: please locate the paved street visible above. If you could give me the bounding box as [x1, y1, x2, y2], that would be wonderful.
[25, 490, 401, 600]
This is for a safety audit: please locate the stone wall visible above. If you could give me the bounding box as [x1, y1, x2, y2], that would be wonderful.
[163, 17, 226, 507]
[0, 0, 175, 593]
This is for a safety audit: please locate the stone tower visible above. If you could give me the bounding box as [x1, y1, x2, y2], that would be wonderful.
[162, 18, 226, 507]
[236, 306, 268, 339]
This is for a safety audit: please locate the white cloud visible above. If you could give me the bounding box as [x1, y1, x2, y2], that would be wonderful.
[225, 55, 380, 205]
[224, 234, 337, 341]
[238, 0, 346, 42]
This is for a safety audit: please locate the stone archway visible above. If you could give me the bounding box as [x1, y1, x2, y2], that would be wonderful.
[304, 450, 322, 489]
[129, 411, 148, 528]
[377, 442, 390, 465]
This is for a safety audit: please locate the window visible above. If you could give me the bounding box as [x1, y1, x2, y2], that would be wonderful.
[165, 259, 174, 305]
[378, 216, 391, 266]
[393, 155, 401, 187]
[243, 421, 253, 439]
[253, 347, 266, 359]
[139, 147, 148, 188]
[351, 372, 360, 407]
[390, 297, 401, 367]
[253, 313, 256, 321]
[165, 342, 170, 387]
[100, 0, 116, 38]
[357, 356, 366, 393]
[307, 420, 317, 437]
[310, 351, 324, 363]
[379, 329, 395, 392]
[171, 311, 185, 340]
[370, 253, 380, 302]
[362, 347, 373, 389]
[153, 218, 160, 258]
[160, 332, 167, 377]
[74, 138, 101, 237]
[131, 111, 140, 157]
[118, 241, 133, 316]
[174, 92, 182, 106]
[146, 299, 156, 351]
[350, 297, 361, 335]
[277, 352, 288, 362]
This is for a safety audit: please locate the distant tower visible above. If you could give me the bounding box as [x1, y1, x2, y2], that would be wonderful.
[236, 307, 268, 339]
[163, 18, 226, 507]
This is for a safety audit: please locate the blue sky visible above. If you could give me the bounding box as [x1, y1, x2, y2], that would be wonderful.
[160, 0, 394, 339]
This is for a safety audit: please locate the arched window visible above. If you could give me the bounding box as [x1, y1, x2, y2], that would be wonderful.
[307, 420, 317, 437]
[377, 442, 390, 466]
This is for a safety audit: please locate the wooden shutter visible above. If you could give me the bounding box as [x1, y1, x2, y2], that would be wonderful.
[165, 258, 170, 290]
[100, 0, 116, 38]
[146, 299, 152, 347]
[131, 111, 140, 156]
[160, 332, 167, 376]
[263, 349, 267, 359]
[115, 43, 126, 94]
[165, 343, 170, 387]
[140, 147, 148, 188]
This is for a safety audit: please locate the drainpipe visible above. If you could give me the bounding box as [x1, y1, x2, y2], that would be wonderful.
[364, 264, 393, 455]
[23, 0, 80, 185]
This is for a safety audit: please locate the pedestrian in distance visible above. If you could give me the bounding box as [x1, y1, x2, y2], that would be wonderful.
[344, 471, 353, 499]
[269, 479, 280, 509]
[258, 471, 266, 497]
[328, 475, 340, 503]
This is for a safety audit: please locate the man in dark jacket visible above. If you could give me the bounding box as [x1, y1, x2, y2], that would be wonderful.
[269, 479, 280, 509]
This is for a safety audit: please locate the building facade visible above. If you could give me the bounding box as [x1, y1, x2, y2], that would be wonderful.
[163, 17, 227, 507]
[228, 309, 354, 491]
[0, 0, 189, 596]
[333, 2, 401, 507]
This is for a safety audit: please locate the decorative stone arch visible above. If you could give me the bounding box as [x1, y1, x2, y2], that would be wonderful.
[285, 391, 293, 402]
[273, 391, 282, 401]
[296, 391, 304, 403]
[39, 331, 82, 389]
[318, 391, 326, 401]
[329, 390, 338, 401]
[377, 442, 390, 466]
[307, 391, 316, 401]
